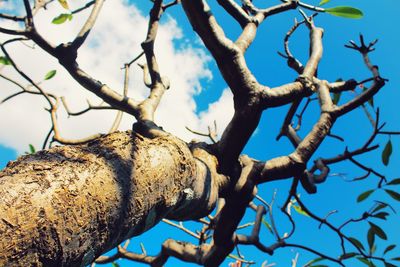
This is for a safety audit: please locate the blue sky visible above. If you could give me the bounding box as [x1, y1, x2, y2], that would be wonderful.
[1, 0, 399, 266]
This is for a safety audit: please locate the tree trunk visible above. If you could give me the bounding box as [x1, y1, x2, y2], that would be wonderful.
[0, 130, 222, 266]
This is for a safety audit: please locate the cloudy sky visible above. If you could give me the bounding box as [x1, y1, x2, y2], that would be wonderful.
[0, 0, 233, 154]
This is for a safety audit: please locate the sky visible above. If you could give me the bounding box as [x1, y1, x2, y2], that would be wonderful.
[0, 0, 399, 266]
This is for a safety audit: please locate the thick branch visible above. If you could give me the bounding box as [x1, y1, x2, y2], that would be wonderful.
[71, 0, 105, 50]
[216, 0, 251, 28]
[0, 132, 222, 266]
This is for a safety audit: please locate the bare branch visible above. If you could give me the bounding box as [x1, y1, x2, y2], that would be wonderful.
[334, 36, 386, 117]
[0, 27, 26, 35]
[235, 1, 298, 53]
[185, 121, 218, 144]
[137, 0, 169, 122]
[61, 97, 115, 116]
[301, 16, 323, 79]
[1, 40, 53, 107]
[182, 0, 235, 59]
[0, 13, 25, 22]
[0, 73, 57, 103]
[216, 0, 251, 28]
[126, 51, 145, 67]
[72, 0, 97, 15]
[71, 0, 105, 50]
[109, 64, 130, 133]
[162, 219, 201, 239]
[23, 0, 34, 26]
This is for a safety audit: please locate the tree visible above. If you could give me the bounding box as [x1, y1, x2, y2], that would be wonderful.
[0, 0, 399, 266]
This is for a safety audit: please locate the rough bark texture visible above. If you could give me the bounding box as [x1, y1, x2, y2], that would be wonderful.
[0, 130, 221, 266]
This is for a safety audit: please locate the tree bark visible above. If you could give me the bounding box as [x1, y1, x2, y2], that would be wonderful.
[0, 130, 223, 266]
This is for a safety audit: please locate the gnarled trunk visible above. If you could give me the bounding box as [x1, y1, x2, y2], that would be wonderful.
[0, 130, 222, 266]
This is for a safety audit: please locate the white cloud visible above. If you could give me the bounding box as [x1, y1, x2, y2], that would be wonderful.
[197, 88, 234, 140]
[0, 0, 233, 153]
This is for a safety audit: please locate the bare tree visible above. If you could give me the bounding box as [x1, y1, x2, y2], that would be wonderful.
[0, 0, 398, 266]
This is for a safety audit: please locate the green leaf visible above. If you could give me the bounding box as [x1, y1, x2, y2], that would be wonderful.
[384, 245, 396, 255]
[357, 257, 376, 267]
[385, 263, 397, 267]
[372, 212, 389, 220]
[333, 92, 341, 105]
[262, 217, 273, 234]
[357, 189, 374, 203]
[349, 237, 365, 251]
[304, 257, 324, 266]
[391, 257, 400, 261]
[357, 257, 375, 267]
[325, 6, 364, 19]
[369, 222, 387, 240]
[367, 227, 375, 251]
[361, 86, 374, 107]
[52, 13, 73, 24]
[44, 70, 57, 80]
[352, 175, 369, 182]
[387, 178, 400, 186]
[0, 56, 11, 65]
[368, 97, 374, 107]
[29, 144, 36, 154]
[319, 0, 331, 6]
[371, 243, 377, 255]
[111, 263, 120, 267]
[58, 0, 69, 9]
[340, 252, 357, 260]
[372, 204, 386, 213]
[385, 189, 400, 202]
[293, 205, 310, 217]
[382, 140, 392, 166]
